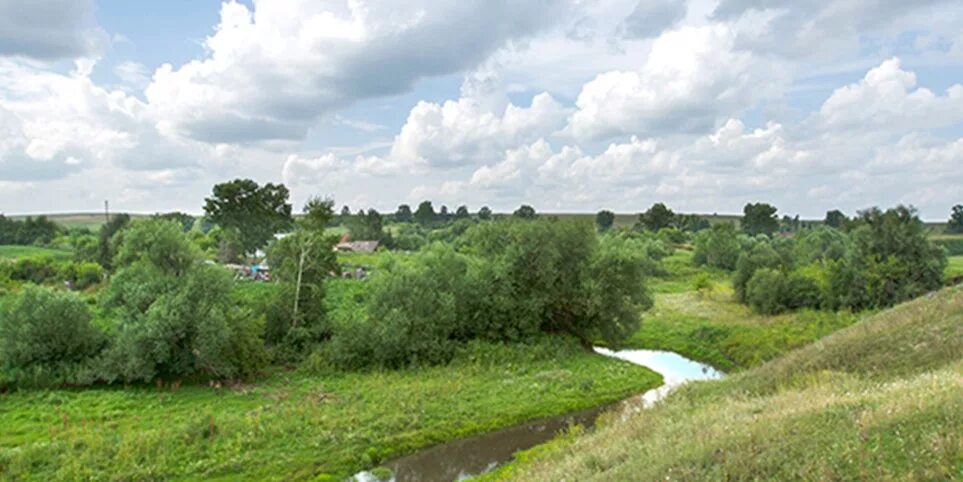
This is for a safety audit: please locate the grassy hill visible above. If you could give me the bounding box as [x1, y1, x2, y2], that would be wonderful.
[486, 284, 963, 481]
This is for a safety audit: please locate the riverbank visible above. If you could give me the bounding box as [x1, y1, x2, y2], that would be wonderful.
[0, 337, 660, 480]
[482, 284, 963, 481]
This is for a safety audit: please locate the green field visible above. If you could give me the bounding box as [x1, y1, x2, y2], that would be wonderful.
[485, 284, 963, 481]
[0, 338, 659, 480]
[947, 256, 963, 279]
[0, 245, 72, 260]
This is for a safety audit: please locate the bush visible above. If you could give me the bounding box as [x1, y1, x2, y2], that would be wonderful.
[100, 219, 266, 383]
[733, 242, 784, 303]
[745, 268, 821, 314]
[328, 244, 468, 369]
[0, 286, 105, 387]
[693, 223, 741, 270]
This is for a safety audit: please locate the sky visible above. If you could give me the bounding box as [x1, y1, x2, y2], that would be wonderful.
[0, 0, 961, 220]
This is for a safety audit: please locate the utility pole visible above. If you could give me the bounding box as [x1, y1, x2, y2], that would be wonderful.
[104, 200, 110, 223]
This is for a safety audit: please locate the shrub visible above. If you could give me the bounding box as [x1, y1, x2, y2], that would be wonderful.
[733, 242, 784, 303]
[99, 219, 266, 383]
[328, 244, 468, 369]
[0, 286, 105, 387]
[745, 268, 821, 314]
[745, 268, 787, 314]
[693, 223, 741, 270]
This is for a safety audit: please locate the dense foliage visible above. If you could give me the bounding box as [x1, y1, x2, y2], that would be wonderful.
[266, 199, 339, 355]
[723, 206, 946, 314]
[99, 219, 266, 383]
[948, 204, 963, 234]
[0, 286, 105, 387]
[692, 223, 743, 270]
[0, 215, 61, 245]
[203, 179, 293, 254]
[328, 219, 655, 369]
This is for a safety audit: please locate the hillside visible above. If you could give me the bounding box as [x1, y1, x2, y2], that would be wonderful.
[487, 285, 963, 481]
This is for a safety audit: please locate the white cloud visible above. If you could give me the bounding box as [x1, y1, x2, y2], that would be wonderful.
[815, 58, 963, 132]
[0, 0, 106, 60]
[143, 0, 575, 143]
[389, 92, 569, 169]
[568, 25, 785, 141]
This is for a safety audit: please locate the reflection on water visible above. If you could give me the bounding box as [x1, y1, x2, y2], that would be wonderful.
[353, 348, 723, 482]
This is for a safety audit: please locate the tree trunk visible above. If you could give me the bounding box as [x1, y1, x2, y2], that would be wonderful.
[292, 242, 310, 329]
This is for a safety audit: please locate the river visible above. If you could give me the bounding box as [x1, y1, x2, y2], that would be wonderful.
[353, 348, 723, 482]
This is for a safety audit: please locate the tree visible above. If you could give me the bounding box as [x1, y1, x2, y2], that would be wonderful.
[947, 204, 963, 234]
[439, 205, 450, 221]
[827, 206, 946, 310]
[395, 204, 413, 223]
[204, 179, 293, 255]
[733, 242, 785, 302]
[97, 213, 130, 270]
[639, 203, 675, 231]
[301, 197, 335, 232]
[824, 209, 848, 229]
[596, 210, 615, 231]
[414, 201, 436, 226]
[677, 214, 710, 232]
[693, 223, 742, 270]
[155, 212, 194, 231]
[455, 205, 470, 219]
[513, 204, 537, 219]
[340, 205, 351, 218]
[102, 219, 266, 383]
[267, 218, 338, 351]
[742, 203, 779, 236]
[478, 206, 493, 220]
[349, 209, 384, 241]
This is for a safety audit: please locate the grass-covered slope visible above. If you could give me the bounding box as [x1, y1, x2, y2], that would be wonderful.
[488, 285, 963, 481]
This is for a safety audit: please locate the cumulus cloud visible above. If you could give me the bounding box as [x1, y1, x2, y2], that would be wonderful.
[568, 25, 785, 141]
[0, 0, 106, 60]
[815, 58, 963, 132]
[144, 0, 574, 143]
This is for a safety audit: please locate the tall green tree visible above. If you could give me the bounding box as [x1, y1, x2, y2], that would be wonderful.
[268, 199, 338, 353]
[455, 205, 470, 219]
[513, 205, 537, 219]
[478, 206, 493, 220]
[639, 203, 675, 231]
[414, 201, 436, 226]
[824, 209, 848, 229]
[596, 210, 615, 231]
[97, 213, 130, 270]
[395, 204, 413, 223]
[203, 179, 293, 254]
[742, 203, 779, 236]
[947, 204, 963, 234]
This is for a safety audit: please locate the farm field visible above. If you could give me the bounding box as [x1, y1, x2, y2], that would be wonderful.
[485, 284, 963, 481]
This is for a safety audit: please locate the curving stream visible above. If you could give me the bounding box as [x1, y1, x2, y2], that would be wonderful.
[354, 348, 723, 482]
